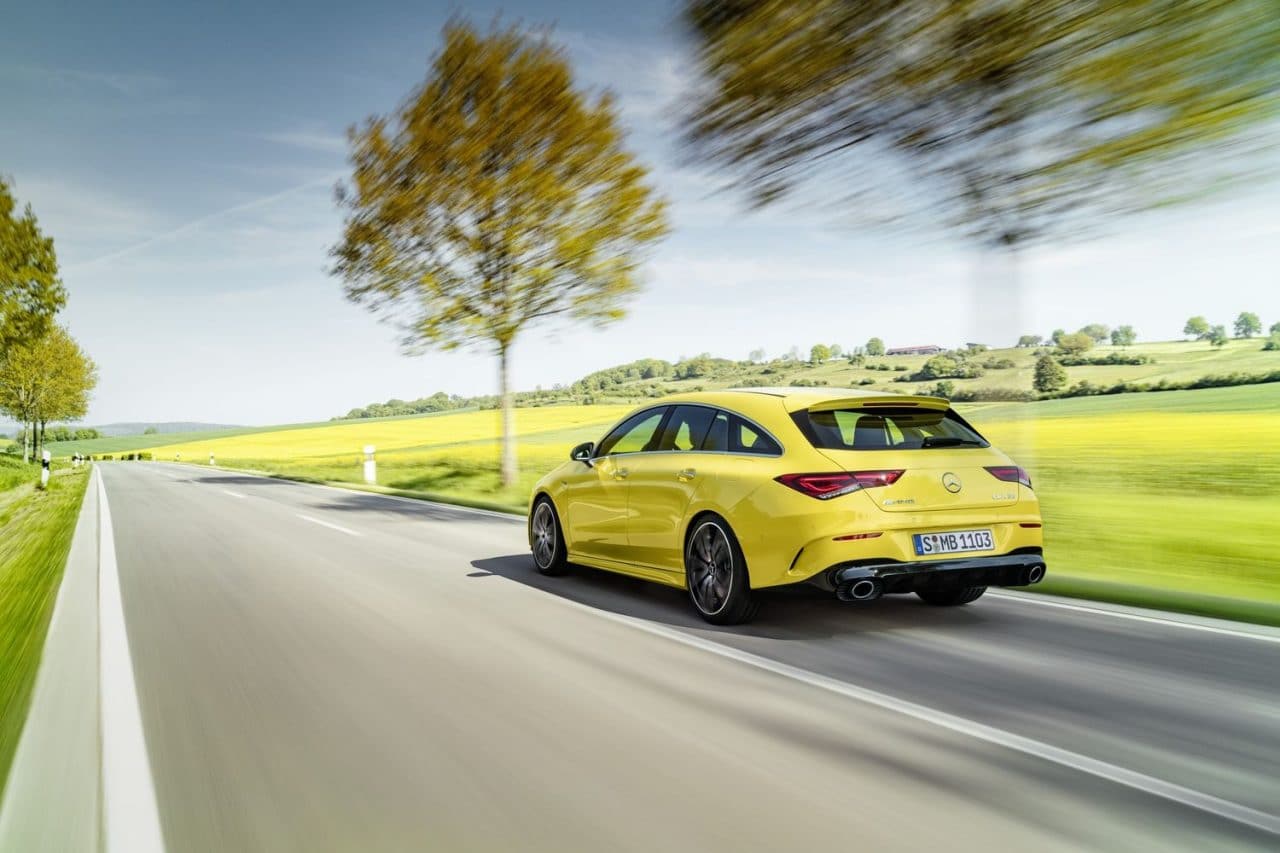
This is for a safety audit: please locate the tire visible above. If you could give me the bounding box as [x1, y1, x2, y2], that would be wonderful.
[530, 498, 569, 576]
[916, 585, 987, 606]
[685, 516, 759, 625]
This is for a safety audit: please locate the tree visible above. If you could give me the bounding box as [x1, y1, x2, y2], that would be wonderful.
[1272, 322, 1280, 335]
[1208, 325, 1229, 347]
[143, 426, 159, 435]
[1033, 355, 1067, 394]
[1, 177, 66, 357]
[1110, 325, 1137, 347]
[1234, 311, 1261, 338]
[1050, 329, 1066, 346]
[0, 326, 95, 462]
[684, 1, 1280, 343]
[331, 22, 669, 486]
[1079, 324, 1110, 343]
[1055, 332, 1094, 356]
[1262, 331, 1280, 352]
[829, 344, 843, 358]
[865, 337, 885, 356]
[809, 343, 831, 364]
[748, 347, 767, 363]
[1016, 335, 1042, 348]
[1184, 316, 1211, 340]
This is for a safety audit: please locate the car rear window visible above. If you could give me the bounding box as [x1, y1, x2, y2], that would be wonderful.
[792, 407, 988, 451]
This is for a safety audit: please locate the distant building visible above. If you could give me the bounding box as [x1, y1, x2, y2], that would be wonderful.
[886, 344, 944, 356]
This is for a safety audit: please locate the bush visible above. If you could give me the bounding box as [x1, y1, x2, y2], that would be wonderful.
[858, 377, 876, 385]
[1263, 332, 1280, 352]
[980, 357, 1017, 370]
[1057, 352, 1154, 366]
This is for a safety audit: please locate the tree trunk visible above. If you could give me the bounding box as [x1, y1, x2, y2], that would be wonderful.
[39, 420, 46, 459]
[22, 422, 30, 465]
[498, 345, 517, 488]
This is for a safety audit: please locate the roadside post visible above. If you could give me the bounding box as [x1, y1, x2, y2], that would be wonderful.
[175, 452, 180, 462]
[363, 445, 376, 484]
[40, 450, 51, 489]
[209, 452, 215, 467]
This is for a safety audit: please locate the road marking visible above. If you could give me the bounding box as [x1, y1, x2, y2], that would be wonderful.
[221, 489, 246, 499]
[987, 591, 1280, 645]
[97, 470, 167, 852]
[550, 595, 1280, 837]
[296, 514, 362, 537]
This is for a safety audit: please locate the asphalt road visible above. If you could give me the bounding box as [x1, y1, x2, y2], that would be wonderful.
[94, 462, 1278, 852]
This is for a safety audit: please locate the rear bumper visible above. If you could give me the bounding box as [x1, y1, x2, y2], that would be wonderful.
[830, 551, 1046, 594]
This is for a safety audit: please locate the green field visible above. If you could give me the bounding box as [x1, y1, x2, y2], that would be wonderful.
[0, 464, 89, 798]
[110, 382, 1280, 623]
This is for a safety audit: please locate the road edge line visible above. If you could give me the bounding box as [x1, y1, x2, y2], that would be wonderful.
[552, 595, 1280, 837]
[97, 469, 166, 852]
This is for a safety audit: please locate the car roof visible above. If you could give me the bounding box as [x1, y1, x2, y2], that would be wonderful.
[656, 387, 949, 413]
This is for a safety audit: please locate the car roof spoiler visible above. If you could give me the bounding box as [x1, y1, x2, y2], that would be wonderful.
[789, 395, 951, 414]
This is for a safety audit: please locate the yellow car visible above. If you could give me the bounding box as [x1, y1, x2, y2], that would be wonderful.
[529, 388, 1045, 624]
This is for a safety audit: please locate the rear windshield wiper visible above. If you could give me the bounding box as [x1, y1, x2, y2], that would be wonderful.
[919, 436, 984, 448]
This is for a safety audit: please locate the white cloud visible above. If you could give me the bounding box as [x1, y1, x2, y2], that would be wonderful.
[261, 129, 348, 155]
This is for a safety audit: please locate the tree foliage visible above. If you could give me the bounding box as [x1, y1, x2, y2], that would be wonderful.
[331, 22, 668, 485]
[865, 337, 885, 356]
[1233, 311, 1261, 338]
[809, 343, 831, 364]
[0, 325, 96, 460]
[1110, 325, 1137, 347]
[1, 177, 66, 356]
[683, 0, 1280, 251]
[1055, 332, 1094, 355]
[1208, 324, 1229, 347]
[1033, 355, 1068, 394]
[1078, 323, 1110, 343]
[1016, 335, 1042, 348]
[1184, 316, 1211, 339]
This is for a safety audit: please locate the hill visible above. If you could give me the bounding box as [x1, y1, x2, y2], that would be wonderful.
[92, 421, 245, 437]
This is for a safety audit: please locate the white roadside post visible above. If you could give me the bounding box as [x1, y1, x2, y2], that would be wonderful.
[209, 452, 215, 467]
[363, 445, 376, 484]
[40, 450, 51, 489]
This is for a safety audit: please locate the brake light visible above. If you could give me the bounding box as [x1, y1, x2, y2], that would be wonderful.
[775, 470, 904, 500]
[985, 466, 1032, 488]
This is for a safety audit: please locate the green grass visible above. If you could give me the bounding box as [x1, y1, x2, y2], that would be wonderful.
[0, 465, 90, 798]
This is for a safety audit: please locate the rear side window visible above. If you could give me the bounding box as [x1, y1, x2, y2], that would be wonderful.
[793, 407, 988, 450]
[703, 411, 782, 455]
[658, 406, 717, 451]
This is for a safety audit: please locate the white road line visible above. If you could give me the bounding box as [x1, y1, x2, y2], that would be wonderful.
[296, 514, 362, 537]
[220, 489, 246, 499]
[987, 591, 1280, 645]
[97, 470, 167, 853]
[549, 594, 1280, 837]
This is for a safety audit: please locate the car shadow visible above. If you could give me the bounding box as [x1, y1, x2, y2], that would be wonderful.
[305, 493, 523, 524]
[469, 553, 999, 642]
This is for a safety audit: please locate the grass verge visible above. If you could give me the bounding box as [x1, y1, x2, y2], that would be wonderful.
[0, 465, 90, 800]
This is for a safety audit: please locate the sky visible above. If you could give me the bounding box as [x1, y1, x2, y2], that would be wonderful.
[2, 0, 1277, 426]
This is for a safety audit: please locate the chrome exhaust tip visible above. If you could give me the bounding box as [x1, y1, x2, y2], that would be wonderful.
[836, 577, 883, 602]
[1024, 564, 1046, 585]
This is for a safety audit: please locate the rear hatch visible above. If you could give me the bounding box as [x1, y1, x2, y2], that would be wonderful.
[792, 397, 1019, 513]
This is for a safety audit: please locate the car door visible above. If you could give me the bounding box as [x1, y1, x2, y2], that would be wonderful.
[624, 405, 719, 573]
[562, 407, 669, 562]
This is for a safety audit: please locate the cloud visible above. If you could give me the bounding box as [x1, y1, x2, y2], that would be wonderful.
[261, 129, 348, 155]
[6, 65, 174, 98]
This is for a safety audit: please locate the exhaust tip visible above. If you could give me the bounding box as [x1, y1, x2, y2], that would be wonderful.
[837, 577, 883, 602]
[1026, 564, 1045, 585]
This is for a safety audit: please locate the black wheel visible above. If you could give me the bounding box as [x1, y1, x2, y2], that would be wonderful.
[530, 498, 569, 576]
[684, 516, 759, 625]
[916, 586, 987, 606]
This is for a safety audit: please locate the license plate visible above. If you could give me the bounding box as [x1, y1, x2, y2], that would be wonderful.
[913, 529, 994, 556]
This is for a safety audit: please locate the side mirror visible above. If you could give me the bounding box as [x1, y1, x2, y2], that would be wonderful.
[570, 441, 595, 466]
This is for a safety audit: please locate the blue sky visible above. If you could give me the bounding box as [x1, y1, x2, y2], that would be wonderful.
[2, 0, 1277, 425]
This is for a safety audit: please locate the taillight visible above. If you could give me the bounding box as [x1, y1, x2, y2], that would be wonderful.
[985, 465, 1032, 489]
[775, 470, 904, 500]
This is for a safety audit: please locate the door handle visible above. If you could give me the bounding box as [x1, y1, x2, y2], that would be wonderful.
[614, 468, 630, 480]
[677, 468, 696, 482]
